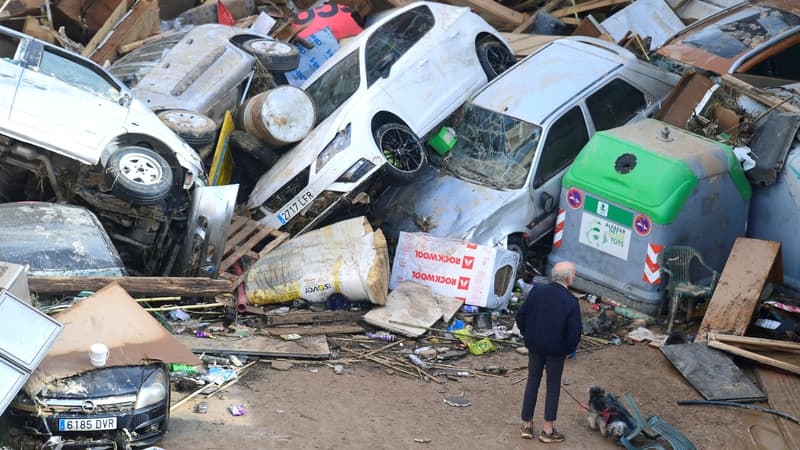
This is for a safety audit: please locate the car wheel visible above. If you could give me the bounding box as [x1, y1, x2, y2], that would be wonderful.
[507, 235, 528, 275]
[374, 122, 426, 185]
[243, 38, 300, 73]
[104, 146, 173, 206]
[477, 37, 514, 80]
[157, 109, 217, 148]
[229, 130, 278, 168]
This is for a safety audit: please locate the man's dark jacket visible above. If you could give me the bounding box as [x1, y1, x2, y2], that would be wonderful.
[515, 282, 582, 356]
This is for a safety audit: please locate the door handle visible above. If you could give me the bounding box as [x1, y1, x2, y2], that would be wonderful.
[0, 72, 15, 79]
[22, 79, 46, 90]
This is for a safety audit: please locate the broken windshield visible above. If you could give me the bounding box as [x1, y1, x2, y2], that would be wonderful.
[445, 104, 541, 189]
[304, 50, 361, 124]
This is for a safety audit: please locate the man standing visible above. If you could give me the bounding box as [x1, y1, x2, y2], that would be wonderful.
[515, 261, 582, 443]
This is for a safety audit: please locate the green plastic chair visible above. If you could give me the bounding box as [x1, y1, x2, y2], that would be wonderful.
[657, 246, 719, 334]
[619, 392, 696, 450]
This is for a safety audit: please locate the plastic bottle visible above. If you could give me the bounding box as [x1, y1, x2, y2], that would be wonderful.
[366, 331, 396, 342]
[170, 363, 199, 375]
[408, 354, 431, 370]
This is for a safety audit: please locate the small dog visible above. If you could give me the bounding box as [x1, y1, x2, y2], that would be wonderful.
[587, 386, 636, 439]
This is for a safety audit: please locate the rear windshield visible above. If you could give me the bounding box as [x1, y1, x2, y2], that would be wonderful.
[684, 6, 800, 58]
[110, 30, 189, 88]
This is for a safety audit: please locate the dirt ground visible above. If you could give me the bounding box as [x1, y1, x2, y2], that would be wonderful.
[159, 330, 794, 450]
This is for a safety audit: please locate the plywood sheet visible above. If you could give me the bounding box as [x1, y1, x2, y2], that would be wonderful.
[699, 238, 782, 339]
[757, 368, 800, 449]
[175, 334, 330, 359]
[660, 343, 765, 401]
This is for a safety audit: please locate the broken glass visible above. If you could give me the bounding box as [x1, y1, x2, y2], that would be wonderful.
[444, 103, 541, 189]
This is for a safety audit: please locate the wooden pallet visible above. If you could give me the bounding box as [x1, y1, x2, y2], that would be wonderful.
[219, 215, 290, 289]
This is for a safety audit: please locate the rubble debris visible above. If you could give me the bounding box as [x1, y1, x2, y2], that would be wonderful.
[27, 276, 233, 297]
[246, 216, 389, 306]
[175, 333, 330, 359]
[600, 0, 683, 50]
[227, 404, 247, 416]
[443, 395, 471, 407]
[217, 214, 290, 290]
[363, 282, 463, 338]
[271, 360, 294, 371]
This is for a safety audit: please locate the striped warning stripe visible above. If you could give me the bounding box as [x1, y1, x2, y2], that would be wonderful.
[642, 243, 663, 284]
[553, 208, 566, 248]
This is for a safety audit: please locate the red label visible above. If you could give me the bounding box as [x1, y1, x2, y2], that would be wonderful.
[461, 255, 475, 270]
[457, 276, 471, 291]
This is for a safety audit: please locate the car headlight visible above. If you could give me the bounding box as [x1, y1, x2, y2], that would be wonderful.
[135, 368, 168, 409]
[316, 124, 351, 172]
[336, 158, 375, 183]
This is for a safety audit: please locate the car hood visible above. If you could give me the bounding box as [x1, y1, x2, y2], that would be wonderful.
[247, 91, 361, 209]
[376, 166, 516, 245]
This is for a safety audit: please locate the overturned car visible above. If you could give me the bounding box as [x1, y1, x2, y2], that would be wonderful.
[0, 25, 219, 275]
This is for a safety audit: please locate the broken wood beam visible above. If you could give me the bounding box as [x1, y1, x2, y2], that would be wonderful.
[708, 333, 800, 353]
[721, 75, 800, 114]
[266, 310, 364, 326]
[261, 324, 364, 336]
[707, 339, 800, 376]
[552, 0, 629, 18]
[29, 276, 233, 296]
[440, 0, 527, 29]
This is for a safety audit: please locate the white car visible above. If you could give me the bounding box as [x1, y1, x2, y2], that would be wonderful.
[0, 25, 210, 274]
[247, 1, 513, 234]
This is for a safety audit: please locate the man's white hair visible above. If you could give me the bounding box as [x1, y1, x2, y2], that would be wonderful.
[552, 262, 576, 283]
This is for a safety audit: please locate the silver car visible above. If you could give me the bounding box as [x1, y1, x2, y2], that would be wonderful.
[0, 25, 212, 274]
[375, 36, 679, 268]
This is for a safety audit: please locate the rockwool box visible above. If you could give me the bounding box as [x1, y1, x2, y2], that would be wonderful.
[390, 232, 518, 309]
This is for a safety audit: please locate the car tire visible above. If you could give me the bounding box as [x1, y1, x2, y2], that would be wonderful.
[374, 122, 426, 185]
[104, 146, 173, 206]
[229, 130, 278, 168]
[157, 109, 218, 148]
[243, 38, 300, 73]
[477, 37, 514, 80]
[507, 235, 528, 275]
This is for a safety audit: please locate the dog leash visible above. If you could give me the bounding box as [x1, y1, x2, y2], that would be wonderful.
[560, 384, 589, 411]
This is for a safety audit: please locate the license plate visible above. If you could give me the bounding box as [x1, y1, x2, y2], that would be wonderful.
[58, 417, 117, 431]
[276, 190, 315, 225]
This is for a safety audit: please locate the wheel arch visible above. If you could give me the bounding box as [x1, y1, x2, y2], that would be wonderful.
[101, 133, 182, 174]
[371, 111, 408, 139]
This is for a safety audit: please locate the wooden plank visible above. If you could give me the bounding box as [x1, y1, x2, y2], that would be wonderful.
[29, 276, 233, 296]
[440, 0, 527, 28]
[499, 32, 560, 58]
[757, 368, 800, 449]
[174, 333, 330, 359]
[708, 340, 800, 376]
[699, 238, 782, 340]
[82, 0, 126, 57]
[261, 324, 364, 336]
[552, 0, 630, 18]
[722, 75, 800, 114]
[227, 214, 250, 236]
[660, 342, 766, 401]
[709, 333, 800, 353]
[90, 0, 160, 65]
[219, 227, 273, 272]
[512, 12, 537, 33]
[267, 310, 364, 326]
[257, 231, 290, 258]
[223, 220, 260, 255]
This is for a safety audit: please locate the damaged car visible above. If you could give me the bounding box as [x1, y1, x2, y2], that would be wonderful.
[247, 1, 514, 234]
[4, 363, 170, 449]
[110, 23, 299, 148]
[0, 25, 223, 275]
[654, 0, 800, 81]
[374, 36, 678, 268]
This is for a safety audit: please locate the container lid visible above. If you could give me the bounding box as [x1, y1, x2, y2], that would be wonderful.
[563, 119, 750, 224]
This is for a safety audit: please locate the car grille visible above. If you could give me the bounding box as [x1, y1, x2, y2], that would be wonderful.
[263, 165, 310, 212]
[40, 395, 137, 414]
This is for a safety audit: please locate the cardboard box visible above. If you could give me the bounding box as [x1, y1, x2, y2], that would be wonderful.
[390, 232, 518, 309]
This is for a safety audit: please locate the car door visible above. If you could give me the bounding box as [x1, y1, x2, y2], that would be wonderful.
[365, 5, 447, 134]
[10, 43, 129, 161]
[528, 106, 591, 241]
[0, 31, 23, 125]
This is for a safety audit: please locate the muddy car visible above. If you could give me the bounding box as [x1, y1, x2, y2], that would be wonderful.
[654, 0, 800, 81]
[247, 1, 514, 235]
[110, 24, 300, 147]
[0, 25, 221, 275]
[374, 37, 678, 268]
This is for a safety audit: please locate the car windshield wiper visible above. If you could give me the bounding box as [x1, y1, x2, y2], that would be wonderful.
[451, 164, 502, 189]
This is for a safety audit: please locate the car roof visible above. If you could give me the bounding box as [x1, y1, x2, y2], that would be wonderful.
[656, 0, 800, 74]
[470, 37, 633, 124]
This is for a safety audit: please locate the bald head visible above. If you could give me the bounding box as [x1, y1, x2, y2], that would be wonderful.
[552, 261, 576, 286]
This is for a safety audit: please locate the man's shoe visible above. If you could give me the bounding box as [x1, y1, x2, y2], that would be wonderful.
[538, 429, 565, 443]
[520, 424, 534, 439]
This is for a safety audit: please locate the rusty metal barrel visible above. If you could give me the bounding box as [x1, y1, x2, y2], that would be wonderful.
[238, 85, 316, 147]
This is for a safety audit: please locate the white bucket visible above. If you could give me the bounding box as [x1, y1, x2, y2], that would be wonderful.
[89, 343, 109, 367]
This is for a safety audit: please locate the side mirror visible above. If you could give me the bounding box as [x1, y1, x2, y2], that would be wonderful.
[119, 93, 132, 107]
[540, 192, 555, 214]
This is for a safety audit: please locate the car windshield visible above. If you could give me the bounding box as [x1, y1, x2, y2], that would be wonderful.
[684, 6, 800, 58]
[444, 104, 542, 189]
[304, 50, 361, 124]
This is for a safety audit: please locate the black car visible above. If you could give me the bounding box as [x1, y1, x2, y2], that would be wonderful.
[4, 363, 170, 449]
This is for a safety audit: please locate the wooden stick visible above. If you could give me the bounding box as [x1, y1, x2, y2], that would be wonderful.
[708, 333, 800, 352]
[135, 296, 181, 303]
[707, 340, 800, 376]
[339, 347, 420, 380]
[144, 302, 224, 312]
[29, 276, 233, 296]
[364, 339, 406, 357]
[170, 385, 206, 412]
